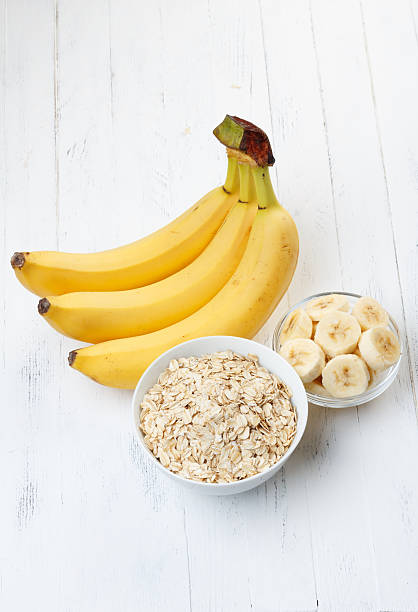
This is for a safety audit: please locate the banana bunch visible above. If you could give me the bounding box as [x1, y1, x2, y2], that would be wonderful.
[12, 116, 299, 389]
[279, 294, 401, 398]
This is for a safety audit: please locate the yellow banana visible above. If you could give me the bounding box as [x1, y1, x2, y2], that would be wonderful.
[11, 157, 239, 296]
[69, 162, 298, 388]
[38, 174, 257, 342]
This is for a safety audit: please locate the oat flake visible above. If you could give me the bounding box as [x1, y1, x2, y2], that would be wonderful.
[139, 351, 297, 483]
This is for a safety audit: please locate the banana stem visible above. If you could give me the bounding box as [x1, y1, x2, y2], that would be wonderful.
[238, 163, 255, 203]
[251, 166, 280, 209]
[223, 157, 239, 193]
[214, 115, 275, 167]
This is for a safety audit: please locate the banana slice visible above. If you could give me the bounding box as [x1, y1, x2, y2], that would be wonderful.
[358, 326, 400, 372]
[305, 294, 350, 321]
[279, 339, 325, 383]
[304, 378, 331, 397]
[314, 311, 361, 357]
[280, 308, 313, 345]
[352, 296, 389, 330]
[322, 354, 370, 398]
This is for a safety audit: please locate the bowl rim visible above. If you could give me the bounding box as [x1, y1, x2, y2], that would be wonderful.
[272, 291, 403, 408]
[131, 335, 308, 490]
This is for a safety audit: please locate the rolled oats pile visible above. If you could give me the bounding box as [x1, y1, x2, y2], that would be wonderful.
[139, 351, 297, 483]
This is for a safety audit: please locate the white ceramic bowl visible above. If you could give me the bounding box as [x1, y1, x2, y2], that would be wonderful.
[272, 291, 403, 408]
[132, 336, 308, 495]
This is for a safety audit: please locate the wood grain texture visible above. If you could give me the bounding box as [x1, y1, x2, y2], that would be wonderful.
[1, 1, 417, 610]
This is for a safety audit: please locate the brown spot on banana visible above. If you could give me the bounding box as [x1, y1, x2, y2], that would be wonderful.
[68, 350, 78, 367]
[11, 252, 26, 269]
[38, 298, 50, 315]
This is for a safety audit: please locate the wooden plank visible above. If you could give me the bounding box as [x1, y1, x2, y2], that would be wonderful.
[308, 0, 418, 609]
[0, 0, 62, 609]
[206, 0, 275, 346]
[361, 0, 418, 406]
[356, 1, 418, 608]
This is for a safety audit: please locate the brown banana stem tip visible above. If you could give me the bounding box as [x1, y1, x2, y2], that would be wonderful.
[38, 298, 50, 315]
[11, 252, 26, 269]
[213, 115, 275, 167]
[68, 350, 78, 367]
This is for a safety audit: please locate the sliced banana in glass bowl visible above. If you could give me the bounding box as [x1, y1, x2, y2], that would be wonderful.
[272, 291, 402, 408]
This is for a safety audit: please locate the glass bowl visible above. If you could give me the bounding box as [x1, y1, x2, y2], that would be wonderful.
[272, 291, 402, 408]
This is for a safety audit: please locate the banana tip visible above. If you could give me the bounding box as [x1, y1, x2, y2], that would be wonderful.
[11, 252, 26, 269]
[68, 350, 78, 367]
[38, 298, 50, 315]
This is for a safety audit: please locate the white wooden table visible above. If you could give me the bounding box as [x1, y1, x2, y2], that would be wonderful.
[2, 1, 418, 610]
